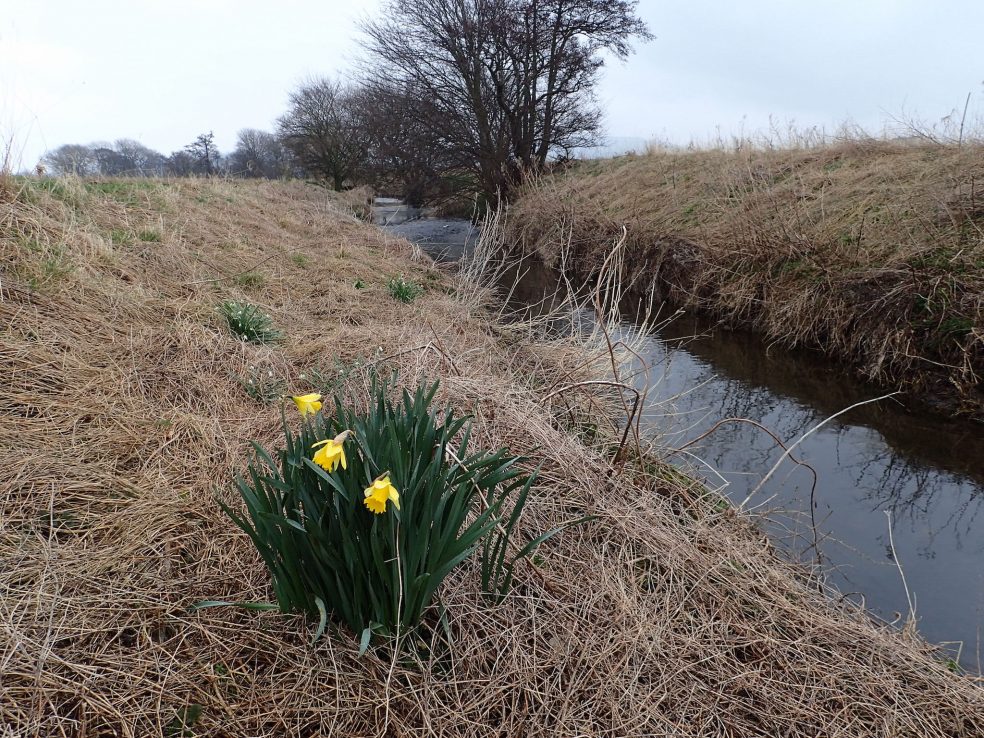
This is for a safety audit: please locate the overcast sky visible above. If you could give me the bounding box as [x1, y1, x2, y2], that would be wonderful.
[2, 0, 982, 168]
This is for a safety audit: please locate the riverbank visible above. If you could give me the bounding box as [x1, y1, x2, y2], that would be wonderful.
[414, 218, 984, 669]
[506, 139, 984, 419]
[2, 178, 982, 736]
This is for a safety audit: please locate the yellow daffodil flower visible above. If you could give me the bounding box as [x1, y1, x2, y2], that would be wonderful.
[292, 393, 323, 417]
[364, 474, 400, 514]
[311, 430, 349, 472]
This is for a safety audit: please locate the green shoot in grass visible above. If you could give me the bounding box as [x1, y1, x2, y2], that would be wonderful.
[234, 271, 265, 288]
[219, 300, 283, 344]
[387, 275, 423, 303]
[239, 365, 287, 404]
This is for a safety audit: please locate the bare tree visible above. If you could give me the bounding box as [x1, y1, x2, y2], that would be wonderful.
[113, 139, 166, 176]
[91, 143, 128, 176]
[41, 140, 166, 177]
[185, 132, 219, 176]
[41, 144, 97, 176]
[165, 150, 197, 177]
[353, 82, 458, 206]
[51, 140, 164, 176]
[361, 0, 651, 201]
[229, 129, 293, 179]
[277, 78, 369, 190]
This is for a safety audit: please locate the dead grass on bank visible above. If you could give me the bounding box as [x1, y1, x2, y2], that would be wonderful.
[507, 139, 984, 417]
[1, 177, 983, 737]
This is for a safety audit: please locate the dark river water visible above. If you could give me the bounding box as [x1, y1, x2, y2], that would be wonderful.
[375, 202, 984, 671]
[633, 317, 984, 669]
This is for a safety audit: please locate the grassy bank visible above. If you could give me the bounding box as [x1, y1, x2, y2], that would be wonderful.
[506, 140, 984, 418]
[2, 177, 982, 736]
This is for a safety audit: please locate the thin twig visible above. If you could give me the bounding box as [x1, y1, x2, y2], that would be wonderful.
[668, 416, 823, 566]
[739, 392, 898, 508]
[885, 510, 917, 628]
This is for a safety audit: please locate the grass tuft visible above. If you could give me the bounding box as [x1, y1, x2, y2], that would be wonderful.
[219, 300, 283, 344]
[234, 271, 265, 288]
[387, 275, 424, 303]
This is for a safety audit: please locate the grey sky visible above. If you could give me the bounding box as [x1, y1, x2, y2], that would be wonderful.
[3, 0, 982, 169]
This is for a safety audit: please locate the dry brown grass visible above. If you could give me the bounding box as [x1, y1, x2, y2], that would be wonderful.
[0, 142, 15, 204]
[2, 177, 983, 736]
[507, 139, 984, 418]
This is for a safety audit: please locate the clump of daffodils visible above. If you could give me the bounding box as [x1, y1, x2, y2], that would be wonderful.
[221, 377, 574, 648]
[289, 396, 404, 517]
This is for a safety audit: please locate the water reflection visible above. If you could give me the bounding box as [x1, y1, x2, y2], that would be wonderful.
[629, 317, 984, 668]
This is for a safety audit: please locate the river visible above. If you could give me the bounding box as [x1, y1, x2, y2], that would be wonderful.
[374, 201, 984, 672]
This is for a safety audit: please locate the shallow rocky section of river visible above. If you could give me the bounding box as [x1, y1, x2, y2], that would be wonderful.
[372, 198, 477, 263]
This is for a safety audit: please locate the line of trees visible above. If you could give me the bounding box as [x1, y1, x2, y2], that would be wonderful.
[40, 1, 650, 205]
[41, 130, 295, 179]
